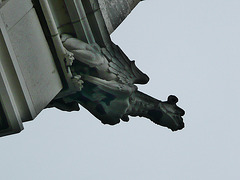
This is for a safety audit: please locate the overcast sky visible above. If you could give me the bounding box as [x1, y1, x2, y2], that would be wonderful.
[1, 0, 240, 179]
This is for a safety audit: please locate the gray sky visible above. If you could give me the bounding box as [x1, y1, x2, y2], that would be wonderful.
[1, 0, 240, 179]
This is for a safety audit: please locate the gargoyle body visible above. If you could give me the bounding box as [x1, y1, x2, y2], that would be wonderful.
[49, 35, 185, 131]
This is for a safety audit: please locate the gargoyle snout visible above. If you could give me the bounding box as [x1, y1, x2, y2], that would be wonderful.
[178, 107, 185, 116]
[167, 95, 185, 116]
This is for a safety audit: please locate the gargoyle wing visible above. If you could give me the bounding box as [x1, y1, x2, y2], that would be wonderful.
[101, 43, 150, 85]
[62, 34, 149, 87]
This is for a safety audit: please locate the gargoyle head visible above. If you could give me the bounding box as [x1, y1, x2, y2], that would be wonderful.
[147, 95, 185, 131]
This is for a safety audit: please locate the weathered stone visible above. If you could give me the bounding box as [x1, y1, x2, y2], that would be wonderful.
[49, 35, 185, 131]
[98, 0, 142, 34]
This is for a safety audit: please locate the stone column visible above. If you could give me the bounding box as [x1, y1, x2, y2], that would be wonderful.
[98, 0, 141, 34]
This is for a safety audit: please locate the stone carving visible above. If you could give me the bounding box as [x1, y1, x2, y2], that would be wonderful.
[49, 34, 185, 131]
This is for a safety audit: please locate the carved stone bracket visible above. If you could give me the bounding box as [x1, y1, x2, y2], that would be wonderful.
[51, 34, 185, 131]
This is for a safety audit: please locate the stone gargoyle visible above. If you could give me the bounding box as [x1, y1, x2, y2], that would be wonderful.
[48, 34, 185, 131]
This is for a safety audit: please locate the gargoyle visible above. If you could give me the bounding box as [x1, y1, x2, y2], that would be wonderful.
[49, 34, 185, 131]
